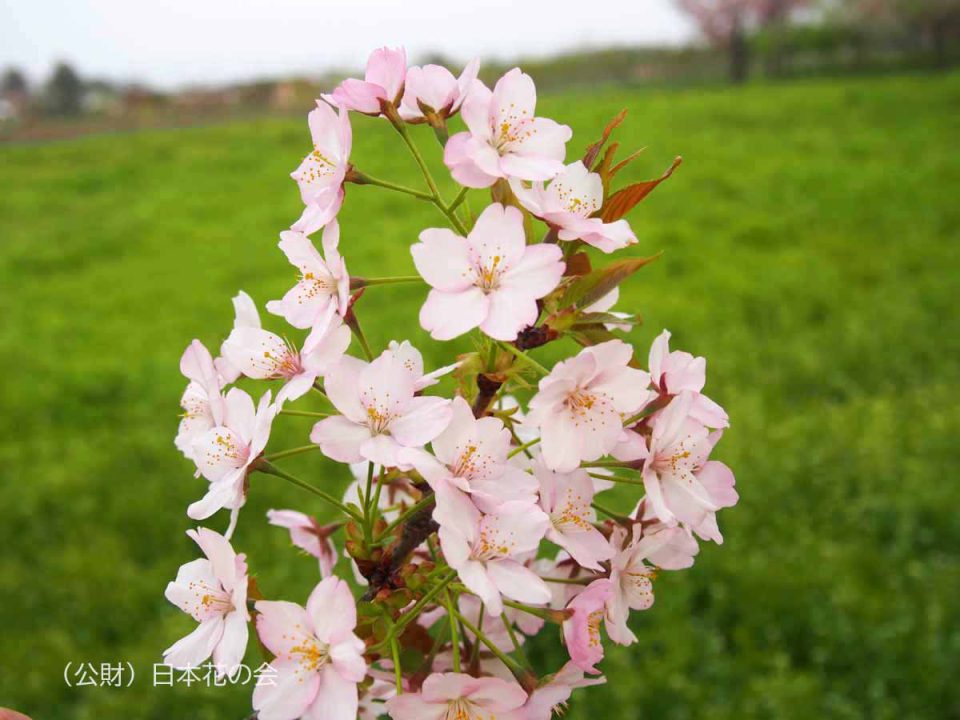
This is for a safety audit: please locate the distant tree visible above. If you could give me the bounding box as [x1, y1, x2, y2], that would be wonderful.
[45, 62, 83, 116]
[2, 67, 28, 94]
[851, 0, 960, 67]
[676, 0, 814, 81]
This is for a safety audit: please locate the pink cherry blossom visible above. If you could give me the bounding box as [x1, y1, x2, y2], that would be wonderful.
[253, 577, 366, 720]
[562, 578, 613, 673]
[625, 392, 723, 527]
[400, 58, 479, 122]
[387, 339, 460, 391]
[266, 221, 350, 329]
[188, 388, 276, 523]
[534, 459, 614, 571]
[435, 487, 550, 615]
[386, 672, 527, 720]
[214, 290, 262, 385]
[327, 46, 407, 115]
[267, 509, 338, 577]
[163, 528, 249, 676]
[310, 351, 453, 467]
[526, 340, 653, 473]
[444, 68, 572, 188]
[412, 203, 565, 341]
[649, 329, 729, 428]
[604, 524, 661, 645]
[411, 396, 538, 513]
[290, 100, 352, 236]
[221, 301, 351, 405]
[521, 661, 607, 720]
[176, 340, 226, 463]
[510, 161, 638, 253]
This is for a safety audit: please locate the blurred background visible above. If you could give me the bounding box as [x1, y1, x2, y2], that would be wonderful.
[1, 0, 958, 718]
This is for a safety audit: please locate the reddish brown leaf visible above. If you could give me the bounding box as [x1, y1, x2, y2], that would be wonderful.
[559, 254, 662, 310]
[601, 156, 683, 223]
[582, 109, 628, 169]
[563, 251, 593, 277]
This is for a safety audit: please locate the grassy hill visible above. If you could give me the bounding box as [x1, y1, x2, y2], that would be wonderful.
[1, 72, 958, 719]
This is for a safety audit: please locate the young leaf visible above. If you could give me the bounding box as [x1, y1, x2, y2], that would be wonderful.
[583, 109, 628, 169]
[600, 156, 682, 223]
[559, 254, 662, 310]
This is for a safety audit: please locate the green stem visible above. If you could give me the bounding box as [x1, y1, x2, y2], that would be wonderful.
[354, 275, 423, 288]
[279, 409, 329, 418]
[583, 460, 633, 469]
[379, 494, 436, 539]
[499, 342, 550, 376]
[587, 471, 646, 487]
[376, 570, 457, 650]
[501, 614, 531, 668]
[347, 314, 374, 361]
[356, 172, 434, 200]
[453, 608, 526, 676]
[263, 445, 320, 461]
[254, 460, 361, 521]
[370, 466, 386, 527]
[502, 598, 562, 621]
[622, 403, 660, 428]
[445, 590, 462, 672]
[449, 185, 469, 212]
[389, 633, 403, 694]
[540, 575, 593, 585]
[507, 437, 541, 459]
[395, 123, 441, 197]
[592, 500, 631, 523]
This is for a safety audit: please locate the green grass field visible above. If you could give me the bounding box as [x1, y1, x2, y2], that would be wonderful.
[1, 72, 959, 719]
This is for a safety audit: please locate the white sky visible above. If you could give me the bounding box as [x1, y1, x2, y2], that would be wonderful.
[0, 0, 695, 90]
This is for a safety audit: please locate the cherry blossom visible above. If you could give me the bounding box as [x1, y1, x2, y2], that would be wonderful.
[386, 672, 527, 720]
[521, 661, 607, 720]
[649, 329, 729, 428]
[386, 339, 460, 391]
[267, 509, 338, 577]
[562, 578, 614, 673]
[253, 577, 366, 720]
[444, 68, 572, 188]
[188, 388, 276, 523]
[175, 340, 226, 463]
[619, 392, 723, 527]
[290, 100, 352, 236]
[266, 221, 350, 329]
[326, 46, 407, 115]
[526, 340, 653, 473]
[163, 528, 249, 676]
[310, 351, 453, 467]
[534, 459, 614, 571]
[221, 301, 351, 405]
[435, 486, 550, 615]
[412, 203, 565, 341]
[214, 290, 262, 385]
[411, 396, 538, 513]
[400, 58, 479, 122]
[604, 524, 660, 645]
[511, 160, 638, 252]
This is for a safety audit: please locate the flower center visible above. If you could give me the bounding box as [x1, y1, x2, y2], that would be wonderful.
[445, 698, 480, 720]
[299, 270, 336, 300]
[471, 523, 513, 562]
[551, 492, 592, 533]
[210, 431, 250, 468]
[475, 255, 503, 291]
[566, 389, 597, 414]
[290, 637, 331, 675]
[259, 340, 303, 380]
[365, 405, 395, 434]
[587, 609, 604, 647]
[183, 579, 234, 619]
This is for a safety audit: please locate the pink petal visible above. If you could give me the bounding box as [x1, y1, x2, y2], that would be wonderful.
[391, 396, 453, 448]
[311, 416, 372, 464]
[419, 287, 489, 340]
[252, 658, 321, 720]
[163, 616, 224, 669]
[411, 228, 474, 292]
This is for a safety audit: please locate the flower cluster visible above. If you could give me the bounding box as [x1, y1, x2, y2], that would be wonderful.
[165, 46, 735, 719]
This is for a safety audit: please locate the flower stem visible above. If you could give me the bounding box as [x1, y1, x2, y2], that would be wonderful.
[507, 436, 541, 459]
[587, 471, 646, 487]
[393, 122, 468, 235]
[279, 409, 329, 418]
[499, 342, 550, 376]
[502, 599, 566, 622]
[453, 608, 526, 676]
[445, 589, 462, 672]
[263, 444, 320, 461]
[389, 632, 403, 694]
[448, 185, 469, 212]
[253, 459, 361, 522]
[353, 171, 434, 201]
[501, 614, 531, 668]
[379, 493, 436, 539]
[376, 569, 457, 650]
[352, 275, 423, 289]
[346, 312, 374, 361]
[592, 500, 632, 524]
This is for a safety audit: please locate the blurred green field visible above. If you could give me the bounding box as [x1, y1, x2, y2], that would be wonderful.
[1, 72, 959, 719]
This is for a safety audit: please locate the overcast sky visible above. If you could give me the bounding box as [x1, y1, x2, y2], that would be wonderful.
[1, 0, 695, 89]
